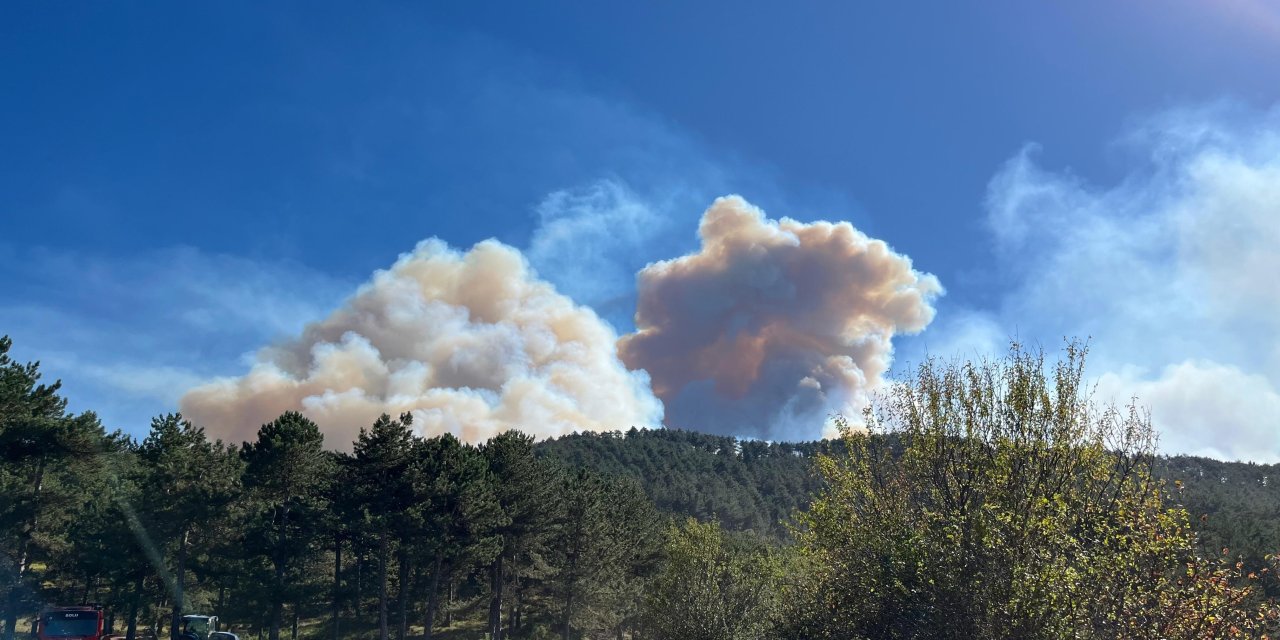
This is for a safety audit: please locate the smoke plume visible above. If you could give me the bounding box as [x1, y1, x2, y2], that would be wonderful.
[978, 103, 1280, 461]
[617, 196, 941, 440]
[181, 239, 663, 448]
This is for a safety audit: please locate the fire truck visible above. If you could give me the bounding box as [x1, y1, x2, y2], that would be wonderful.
[36, 606, 106, 640]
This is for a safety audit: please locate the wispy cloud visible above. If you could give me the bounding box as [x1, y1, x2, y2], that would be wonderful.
[958, 101, 1280, 461]
[527, 180, 682, 330]
[0, 245, 350, 434]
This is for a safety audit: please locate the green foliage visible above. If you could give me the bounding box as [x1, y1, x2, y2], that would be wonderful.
[136, 414, 243, 639]
[403, 433, 499, 638]
[3, 334, 1279, 640]
[350, 413, 417, 533]
[136, 414, 243, 541]
[1156, 456, 1280, 599]
[640, 518, 784, 640]
[0, 335, 109, 640]
[537, 428, 831, 537]
[549, 469, 661, 639]
[781, 342, 1280, 640]
[480, 431, 564, 640]
[350, 413, 416, 640]
[241, 412, 334, 640]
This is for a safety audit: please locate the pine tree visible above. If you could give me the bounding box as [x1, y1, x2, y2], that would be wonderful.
[323, 451, 354, 640]
[552, 470, 662, 639]
[0, 336, 107, 640]
[406, 435, 499, 639]
[480, 431, 562, 640]
[135, 414, 242, 640]
[640, 518, 784, 640]
[241, 412, 333, 640]
[46, 432, 145, 631]
[349, 414, 415, 640]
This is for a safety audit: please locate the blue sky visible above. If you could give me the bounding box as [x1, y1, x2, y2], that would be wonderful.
[5, 2, 1280, 459]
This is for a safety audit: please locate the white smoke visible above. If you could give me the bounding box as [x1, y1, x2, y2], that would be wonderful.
[181, 239, 663, 448]
[618, 196, 942, 440]
[980, 102, 1280, 462]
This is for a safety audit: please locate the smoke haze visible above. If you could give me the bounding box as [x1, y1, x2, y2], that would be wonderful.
[978, 104, 1280, 461]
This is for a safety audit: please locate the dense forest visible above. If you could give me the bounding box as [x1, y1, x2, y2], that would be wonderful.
[4, 335, 1280, 639]
[538, 430, 1280, 595]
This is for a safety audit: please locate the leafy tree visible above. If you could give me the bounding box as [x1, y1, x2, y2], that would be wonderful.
[241, 412, 334, 640]
[781, 342, 1280, 639]
[641, 518, 784, 640]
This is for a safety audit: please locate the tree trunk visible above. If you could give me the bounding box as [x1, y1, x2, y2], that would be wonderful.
[423, 553, 442, 640]
[290, 612, 298, 640]
[408, 562, 422, 639]
[508, 582, 521, 640]
[171, 529, 189, 640]
[377, 527, 389, 640]
[444, 578, 453, 628]
[395, 544, 410, 640]
[331, 537, 341, 640]
[269, 559, 285, 640]
[560, 589, 574, 640]
[487, 556, 503, 640]
[126, 574, 144, 640]
[4, 461, 46, 640]
[355, 551, 364, 622]
[106, 581, 116, 633]
[560, 542, 580, 640]
[2, 585, 19, 640]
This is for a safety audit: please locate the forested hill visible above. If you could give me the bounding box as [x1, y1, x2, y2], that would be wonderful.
[7, 332, 1280, 638]
[536, 428, 837, 536]
[1156, 456, 1280, 563]
[538, 428, 1280, 551]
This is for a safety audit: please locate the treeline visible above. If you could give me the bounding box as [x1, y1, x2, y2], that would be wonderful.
[6, 333, 1280, 639]
[1156, 456, 1280, 597]
[536, 429, 832, 537]
[539, 431, 1280, 596]
[0, 337, 665, 640]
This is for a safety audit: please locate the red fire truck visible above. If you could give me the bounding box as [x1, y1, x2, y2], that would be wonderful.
[36, 606, 106, 640]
